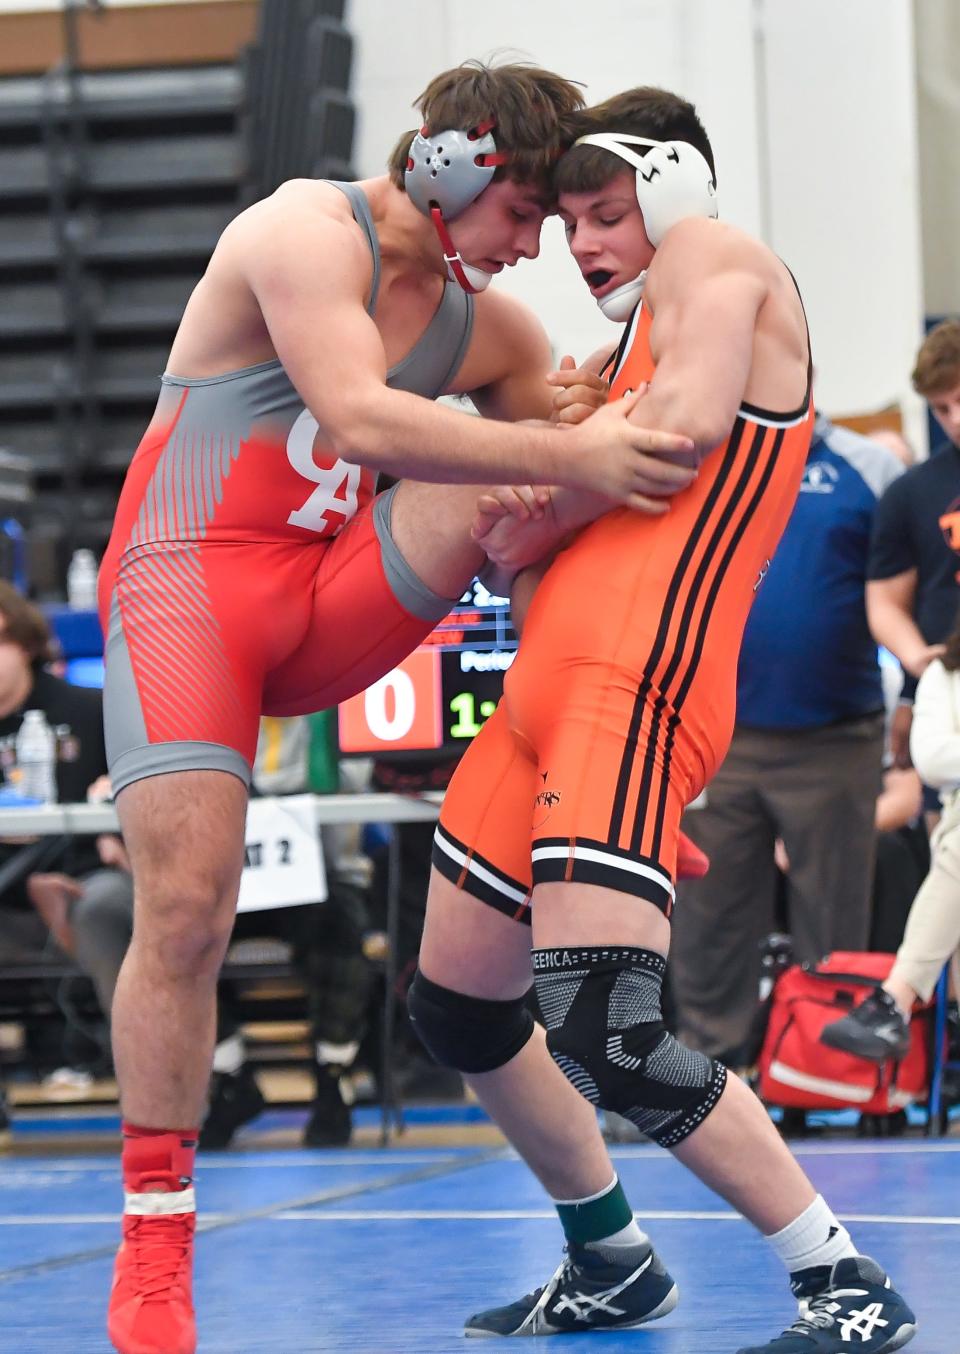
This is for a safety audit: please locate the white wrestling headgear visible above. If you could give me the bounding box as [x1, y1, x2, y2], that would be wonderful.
[405, 119, 509, 293]
[574, 133, 718, 321]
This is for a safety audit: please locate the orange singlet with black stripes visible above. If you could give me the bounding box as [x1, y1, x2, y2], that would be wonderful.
[434, 299, 813, 925]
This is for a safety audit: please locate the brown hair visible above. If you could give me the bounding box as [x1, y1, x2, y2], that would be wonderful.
[912, 320, 960, 399]
[387, 59, 585, 194]
[554, 86, 715, 195]
[0, 581, 55, 666]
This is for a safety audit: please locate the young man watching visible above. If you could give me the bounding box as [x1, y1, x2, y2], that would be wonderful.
[99, 60, 696, 1354]
[410, 87, 916, 1353]
[866, 320, 960, 787]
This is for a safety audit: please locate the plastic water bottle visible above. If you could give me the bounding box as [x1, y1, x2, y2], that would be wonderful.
[66, 548, 99, 610]
[15, 710, 57, 804]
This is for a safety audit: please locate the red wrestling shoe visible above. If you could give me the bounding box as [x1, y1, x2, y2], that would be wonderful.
[676, 831, 709, 880]
[108, 1130, 198, 1354]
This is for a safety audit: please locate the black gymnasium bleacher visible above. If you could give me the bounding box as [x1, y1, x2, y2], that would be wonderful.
[0, 0, 354, 591]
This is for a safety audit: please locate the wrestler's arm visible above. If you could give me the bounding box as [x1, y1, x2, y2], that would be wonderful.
[460, 298, 598, 589]
[510, 226, 764, 544]
[465, 290, 556, 423]
[468, 297, 688, 570]
[526, 235, 766, 539]
[242, 190, 693, 499]
[627, 219, 767, 458]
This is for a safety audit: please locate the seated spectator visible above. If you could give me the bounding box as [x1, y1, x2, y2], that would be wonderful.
[0, 581, 108, 922]
[0, 583, 110, 1111]
[823, 605, 960, 1060]
[27, 777, 134, 1037]
[671, 414, 903, 1061]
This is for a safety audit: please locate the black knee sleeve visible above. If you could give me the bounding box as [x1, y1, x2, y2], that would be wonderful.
[407, 969, 535, 1074]
[533, 946, 727, 1148]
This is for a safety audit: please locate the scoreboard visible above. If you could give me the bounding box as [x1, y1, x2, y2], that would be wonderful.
[338, 578, 517, 756]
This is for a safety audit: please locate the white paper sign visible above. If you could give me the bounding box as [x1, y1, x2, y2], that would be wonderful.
[237, 795, 327, 913]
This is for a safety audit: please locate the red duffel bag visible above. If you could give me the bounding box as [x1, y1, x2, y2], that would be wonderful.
[756, 951, 935, 1115]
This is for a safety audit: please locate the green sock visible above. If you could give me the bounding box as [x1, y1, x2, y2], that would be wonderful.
[554, 1176, 646, 1248]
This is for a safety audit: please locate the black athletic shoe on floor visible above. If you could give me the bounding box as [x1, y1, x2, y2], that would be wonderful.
[198, 1065, 265, 1150]
[303, 1068, 352, 1148]
[820, 988, 911, 1062]
[464, 1240, 678, 1337]
[736, 1256, 916, 1353]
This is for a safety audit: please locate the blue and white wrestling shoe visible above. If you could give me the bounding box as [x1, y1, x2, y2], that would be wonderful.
[737, 1256, 916, 1353]
[464, 1239, 678, 1337]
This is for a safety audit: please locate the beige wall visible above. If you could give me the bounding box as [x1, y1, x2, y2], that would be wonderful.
[915, 0, 960, 317]
[352, 0, 927, 441]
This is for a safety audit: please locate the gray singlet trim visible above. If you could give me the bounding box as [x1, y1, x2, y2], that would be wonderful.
[328, 180, 474, 395]
[373, 483, 462, 622]
[110, 741, 252, 797]
[327, 180, 382, 316]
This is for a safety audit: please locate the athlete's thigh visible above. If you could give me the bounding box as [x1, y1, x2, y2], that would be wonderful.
[433, 702, 537, 926]
[263, 489, 453, 716]
[100, 541, 308, 793]
[387, 480, 485, 600]
[419, 869, 535, 1000]
[513, 662, 694, 914]
[510, 650, 702, 954]
[422, 702, 540, 995]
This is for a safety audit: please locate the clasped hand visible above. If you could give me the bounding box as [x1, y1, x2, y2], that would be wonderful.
[473, 356, 694, 570]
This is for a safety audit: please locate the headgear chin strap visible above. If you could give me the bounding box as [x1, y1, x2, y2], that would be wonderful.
[427, 205, 495, 293]
[598, 275, 649, 323]
[405, 120, 509, 293]
[574, 132, 718, 320]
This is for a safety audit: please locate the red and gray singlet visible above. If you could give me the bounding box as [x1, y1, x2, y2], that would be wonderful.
[99, 181, 473, 793]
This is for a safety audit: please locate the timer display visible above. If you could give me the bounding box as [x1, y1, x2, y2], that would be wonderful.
[338, 579, 517, 756]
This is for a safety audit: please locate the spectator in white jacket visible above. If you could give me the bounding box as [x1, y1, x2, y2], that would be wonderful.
[822, 606, 960, 1060]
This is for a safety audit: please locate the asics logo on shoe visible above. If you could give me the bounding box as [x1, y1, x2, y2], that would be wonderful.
[839, 1302, 889, 1342]
[552, 1254, 653, 1324]
[554, 1289, 627, 1321]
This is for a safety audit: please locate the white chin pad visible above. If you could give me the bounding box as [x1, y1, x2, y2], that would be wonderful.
[598, 274, 646, 322]
[447, 259, 494, 292]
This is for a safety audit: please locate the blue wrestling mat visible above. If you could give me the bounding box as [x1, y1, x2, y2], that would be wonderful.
[0, 1138, 956, 1351]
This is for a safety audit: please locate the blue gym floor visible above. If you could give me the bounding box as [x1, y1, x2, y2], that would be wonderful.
[0, 1134, 956, 1352]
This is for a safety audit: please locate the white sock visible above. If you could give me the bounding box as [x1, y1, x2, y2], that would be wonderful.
[212, 1033, 245, 1075]
[765, 1195, 857, 1274]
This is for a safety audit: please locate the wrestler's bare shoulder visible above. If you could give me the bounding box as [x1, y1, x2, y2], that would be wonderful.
[644, 217, 808, 412]
[168, 180, 372, 375]
[649, 217, 785, 291]
[213, 178, 370, 275]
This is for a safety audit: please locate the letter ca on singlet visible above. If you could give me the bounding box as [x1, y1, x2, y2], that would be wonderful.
[285, 409, 362, 534]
